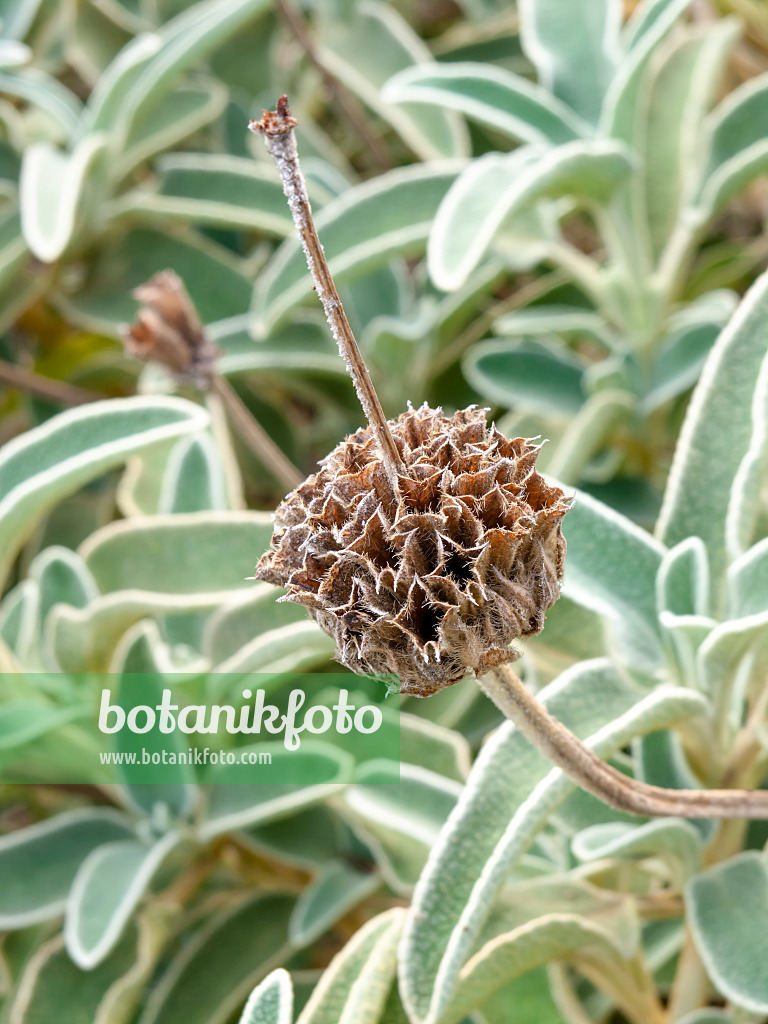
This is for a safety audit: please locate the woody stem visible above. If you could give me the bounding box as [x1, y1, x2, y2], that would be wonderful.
[249, 97, 405, 492]
[479, 663, 768, 819]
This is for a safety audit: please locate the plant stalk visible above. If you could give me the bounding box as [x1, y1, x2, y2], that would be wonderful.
[479, 663, 768, 818]
[249, 97, 405, 492]
[209, 375, 303, 490]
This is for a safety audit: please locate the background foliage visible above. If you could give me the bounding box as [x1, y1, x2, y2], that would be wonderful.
[1, 0, 768, 1022]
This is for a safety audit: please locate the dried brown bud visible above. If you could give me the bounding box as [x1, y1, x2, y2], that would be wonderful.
[120, 270, 219, 388]
[254, 404, 569, 696]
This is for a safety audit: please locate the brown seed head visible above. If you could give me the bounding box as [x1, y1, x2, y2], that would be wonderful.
[254, 404, 570, 695]
[120, 270, 219, 388]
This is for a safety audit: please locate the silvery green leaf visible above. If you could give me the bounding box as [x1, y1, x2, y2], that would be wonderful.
[117, 82, 228, 177]
[118, 0, 271, 143]
[254, 163, 462, 333]
[687, 852, 768, 1015]
[139, 894, 296, 1024]
[9, 926, 145, 1024]
[295, 908, 404, 1024]
[80, 511, 272, 596]
[0, 38, 28, 66]
[572, 818, 702, 884]
[0, 808, 136, 928]
[657, 268, 768, 590]
[640, 20, 738, 261]
[656, 537, 710, 619]
[316, 1, 467, 161]
[238, 970, 293, 1024]
[0, 208, 27, 292]
[492, 306, 616, 349]
[0, 579, 38, 664]
[211, 318, 347, 380]
[56, 226, 252, 332]
[463, 337, 586, 418]
[79, 31, 161, 138]
[200, 745, 354, 840]
[398, 660, 706, 1024]
[201, 586, 306, 666]
[158, 433, 228, 514]
[0, 67, 82, 140]
[30, 545, 98, 622]
[695, 609, 768, 699]
[110, 620, 198, 815]
[698, 74, 768, 216]
[429, 141, 632, 291]
[289, 860, 380, 947]
[342, 763, 462, 890]
[642, 319, 723, 413]
[725, 348, 768, 560]
[728, 538, 768, 619]
[602, 0, 693, 142]
[676, 1012, 730, 1024]
[117, 153, 292, 236]
[518, 0, 621, 124]
[545, 388, 635, 484]
[382, 62, 588, 145]
[0, 395, 208, 587]
[212, 620, 335, 675]
[440, 879, 639, 1023]
[398, 713, 471, 782]
[561, 488, 666, 656]
[0, 0, 44, 41]
[65, 833, 181, 969]
[0, 700, 88, 750]
[20, 134, 108, 262]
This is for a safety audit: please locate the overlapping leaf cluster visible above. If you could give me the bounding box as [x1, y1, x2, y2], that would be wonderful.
[1, 1, 768, 1023]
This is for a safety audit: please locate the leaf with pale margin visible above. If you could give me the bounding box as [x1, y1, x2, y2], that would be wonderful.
[238, 969, 293, 1024]
[725, 347, 768, 560]
[463, 338, 586, 418]
[657, 268, 768, 589]
[656, 537, 710, 619]
[429, 141, 632, 291]
[572, 819, 702, 883]
[602, 0, 693, 142]
[687, 852, 768, 1015]
[80, 511, 272, 595]
[139, 894, 296, 1024]
[65, 833, 181, 969]
[158, 433, 228, 514]
[698, 74, 768, 216]
[289, 860, 380, 947]
[561, 487, 666, 657]
[382, 63, 588, 146]
[0, 808, 135, 928]
[118, 153, 292, 236]
[296, 908, 404, 1024]
[200, 745, 354, 840]
[0, 396, 208, 587]
[254, 163, 463, 332]
[518, 0, 621, 124]
[398, 659, 707, 1024]
[316, 1, 467, 161]
[20, 135, 108, 262]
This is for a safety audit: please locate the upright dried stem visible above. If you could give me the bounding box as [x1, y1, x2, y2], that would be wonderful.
[249, 97, 405, 493]
[479, 663, 768, 818]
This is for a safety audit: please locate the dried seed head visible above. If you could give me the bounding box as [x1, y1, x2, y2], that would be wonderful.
[254, 404, 569, 696]
[120, 270, 219, 388]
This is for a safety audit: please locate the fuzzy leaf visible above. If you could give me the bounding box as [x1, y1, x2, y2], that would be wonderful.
[518, 0, 621, 124]
[289, 860, 380, 947]
[429, 142, 633, 291]
[0, 808, 135, 928]
[65, 833, 181, 969]
[657, 269, 768, 588]
[0, 396, 208, 587]
[399, 660, 706, 1023]
[254, 163, 462, 332]
[238, 970, 293, 1024]
[382, 63, 588, 145]
[687, 852, 768, 1015]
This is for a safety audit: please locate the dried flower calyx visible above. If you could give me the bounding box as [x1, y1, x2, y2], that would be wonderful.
[254, 404, 569, 696]
[120, 270, 219, 388]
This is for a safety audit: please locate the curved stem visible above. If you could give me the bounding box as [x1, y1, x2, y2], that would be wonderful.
[479, 664, 768, 819]
[249, 97, 405, 492]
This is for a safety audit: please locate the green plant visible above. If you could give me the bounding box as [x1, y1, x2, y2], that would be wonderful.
[382, 0, 768, 511]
